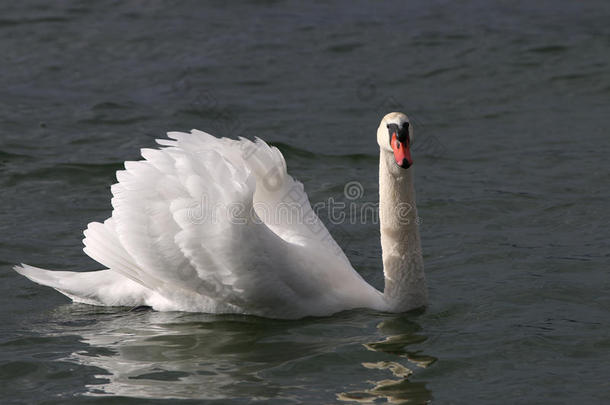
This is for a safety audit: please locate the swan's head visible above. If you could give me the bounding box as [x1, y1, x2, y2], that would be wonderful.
[377, 112, 413, 169]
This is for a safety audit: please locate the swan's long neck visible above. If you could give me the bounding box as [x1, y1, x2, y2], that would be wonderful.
[379, 151, 427, 311]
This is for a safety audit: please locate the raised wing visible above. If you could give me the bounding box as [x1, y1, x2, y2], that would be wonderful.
[82, 131, 357, 317]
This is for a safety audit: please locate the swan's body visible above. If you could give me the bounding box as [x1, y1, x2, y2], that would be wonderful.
[15, 112, 426, 319]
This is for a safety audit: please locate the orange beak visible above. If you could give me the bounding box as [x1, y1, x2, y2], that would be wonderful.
[391, 133, 413, 168]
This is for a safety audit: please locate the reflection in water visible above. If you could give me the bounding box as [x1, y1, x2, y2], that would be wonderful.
[46, 305, 310, 399]
[338, 317, 436, 404]
[40, 305, 435, 402]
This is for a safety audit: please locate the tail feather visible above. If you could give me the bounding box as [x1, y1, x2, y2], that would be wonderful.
[14, 264, 150, 307]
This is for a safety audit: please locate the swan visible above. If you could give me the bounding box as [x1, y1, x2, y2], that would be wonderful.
[14, 112, 426, 319]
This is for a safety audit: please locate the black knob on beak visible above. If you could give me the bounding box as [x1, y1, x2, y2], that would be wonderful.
[387, 122, 410, 145]
[398, 122, 409, 143]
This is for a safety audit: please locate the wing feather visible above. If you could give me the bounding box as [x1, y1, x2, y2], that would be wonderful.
[80, 130, 360, 316]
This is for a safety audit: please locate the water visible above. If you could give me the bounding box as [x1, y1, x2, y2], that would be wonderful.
[1, 0, 609, 403]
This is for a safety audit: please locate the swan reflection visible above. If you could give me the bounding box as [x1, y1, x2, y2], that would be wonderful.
[338, 316, 436, 404]
[42, 305, 435, 402]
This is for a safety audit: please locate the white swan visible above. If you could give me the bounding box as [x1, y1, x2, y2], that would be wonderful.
[14, 112, 426, 319]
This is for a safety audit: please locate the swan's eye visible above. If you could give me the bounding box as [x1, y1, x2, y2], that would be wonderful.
[402, 122, 409, 130]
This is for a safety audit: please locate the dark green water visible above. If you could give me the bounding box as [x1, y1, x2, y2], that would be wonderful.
[1, 1, 609, 403]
